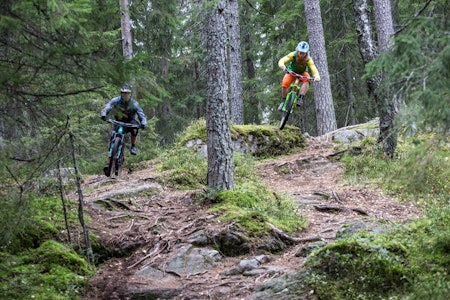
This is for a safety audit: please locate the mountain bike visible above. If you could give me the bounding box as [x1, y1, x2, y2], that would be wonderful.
[104, 119, 139, 178]
[279, 71, 315, 130]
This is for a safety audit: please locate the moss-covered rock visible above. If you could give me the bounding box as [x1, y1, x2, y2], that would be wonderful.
[180, 119, 306, 158]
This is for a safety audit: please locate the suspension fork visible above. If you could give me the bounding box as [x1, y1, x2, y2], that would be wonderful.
[284, 78, 302, 112]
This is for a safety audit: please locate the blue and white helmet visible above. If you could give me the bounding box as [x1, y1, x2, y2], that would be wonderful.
[296, 41, 309, 53]
[120, 84, 132, 93]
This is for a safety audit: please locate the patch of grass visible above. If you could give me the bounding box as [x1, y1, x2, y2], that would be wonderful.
[306, 236, 408, 299]
[157, 143, 306, 236]
[156, 146, 207, 189]
[384, 141, 450, 205]
[209, 181, 306, 236]
[340, 134, 450, 205]
[0, 194, 80, 253]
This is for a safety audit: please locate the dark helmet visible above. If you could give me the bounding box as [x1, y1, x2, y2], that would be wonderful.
[296, 41, 309, 53]
[120, 84, 132, 93]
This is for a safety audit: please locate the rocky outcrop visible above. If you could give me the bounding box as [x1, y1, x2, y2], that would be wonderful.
[185, 119, 380, 158]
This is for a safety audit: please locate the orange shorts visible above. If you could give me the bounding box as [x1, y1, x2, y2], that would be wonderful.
[281, 72, 310, 88]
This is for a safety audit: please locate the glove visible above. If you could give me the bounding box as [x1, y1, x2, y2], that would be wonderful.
[140, 124, 146, 129]
[101, 115, 106, 121]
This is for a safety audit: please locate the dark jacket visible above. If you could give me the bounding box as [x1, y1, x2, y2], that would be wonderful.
[101, 96, 147, 126]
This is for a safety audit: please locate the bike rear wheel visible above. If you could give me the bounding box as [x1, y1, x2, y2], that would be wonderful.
[279, 94, 295, 130]
[108, 137, 121, 177]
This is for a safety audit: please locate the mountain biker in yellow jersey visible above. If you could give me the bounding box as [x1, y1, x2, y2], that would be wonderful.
[101, 85, 147, 155]
[277, 41, 321, 110]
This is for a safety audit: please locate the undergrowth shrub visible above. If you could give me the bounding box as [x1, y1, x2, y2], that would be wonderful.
[306, 134, 450, 299]
[306, 206, 450, 299]
[340, 135, 450, 206]
[0, 241, 94, 299]
[0, 192, 72, 253]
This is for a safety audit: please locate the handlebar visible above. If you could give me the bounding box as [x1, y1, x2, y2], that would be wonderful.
[107, 119, 140, 129]
[285, 70, 315, 82]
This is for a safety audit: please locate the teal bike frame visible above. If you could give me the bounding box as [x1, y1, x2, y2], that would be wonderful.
[105, 119, 139, 177]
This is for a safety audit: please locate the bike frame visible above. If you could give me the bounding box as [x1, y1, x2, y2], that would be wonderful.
[109, 125, 126, 160]
[106, 119, 139, 177]
[281, 71, 314, 113]
[279, 71, 314, 130]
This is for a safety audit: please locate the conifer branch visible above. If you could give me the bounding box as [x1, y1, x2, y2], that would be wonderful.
[395, 0, 433, 35]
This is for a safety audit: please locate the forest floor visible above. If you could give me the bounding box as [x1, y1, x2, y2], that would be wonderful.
[77, 136, 422, 300]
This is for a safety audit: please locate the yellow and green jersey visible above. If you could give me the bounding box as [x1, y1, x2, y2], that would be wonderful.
[278, 51, 320, 78]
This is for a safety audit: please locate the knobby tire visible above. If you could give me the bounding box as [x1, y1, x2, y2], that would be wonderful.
[116, 152, 124, 177]
[279, 94, 295, 130]
[108, 137, 121, 177]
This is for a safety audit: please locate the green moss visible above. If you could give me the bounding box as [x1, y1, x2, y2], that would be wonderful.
[209, 187, 306, 236]
[177, 119, 306, 158]
[156, 146, 207, 189]
[176, 118, 208, 144]
[28, 241, 94, 275]
[0, 241, 94, 300]
[305, 206, 450, 299]
[157, 119, 306, 190]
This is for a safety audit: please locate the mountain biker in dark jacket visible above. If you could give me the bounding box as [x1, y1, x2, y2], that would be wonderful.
[100, 85, 147, 156]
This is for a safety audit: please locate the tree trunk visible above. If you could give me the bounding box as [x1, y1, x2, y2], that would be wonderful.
[353, 0, 397, 156]
[341, 3, 356, 126]
[241, 4, 259, 124]
[374, 0, 394, 52]
[119, 0, 133, 60]
[304, 0, 337, 135]
[343, 45, 357, 126]
[204, 0, 235, 191]
[373, 0, 397, 156]
[227, 0, 244, 125]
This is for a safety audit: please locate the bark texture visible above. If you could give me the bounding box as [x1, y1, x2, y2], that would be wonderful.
[205, 0, 235, 190]
[304, 0, 337, 135]
[373, 0, 394, 52]
[353, 0, 397, 156]
[373, 0, 397, 156]
[120, 0, 133, 60]
[227, 0, 244, 125]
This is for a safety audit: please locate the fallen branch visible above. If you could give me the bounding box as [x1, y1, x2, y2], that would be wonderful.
[332, 191, 344, 204]
[313, 205, 369, 216]
[127, 240, 168, 269]
[328, 147, 362, 158]
[313, 191, 331, 200]
[107, 198, 133, 210]
[313, 205, 343, 213]
[266, 222, 329, 244]
[350, 207, 369, 216]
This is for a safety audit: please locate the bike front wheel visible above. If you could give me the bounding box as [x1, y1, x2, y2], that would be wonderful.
[116, 154, 124, 177]
[279, 94, 296, 130]
[108, 137, 121, 177]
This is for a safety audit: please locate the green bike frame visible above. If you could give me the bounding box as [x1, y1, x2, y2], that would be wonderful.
[282, 82, 302, 113]
[279, 71, 314, 130]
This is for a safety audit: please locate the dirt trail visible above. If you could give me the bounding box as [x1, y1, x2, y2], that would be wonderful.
[79, 137, 422, 299]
